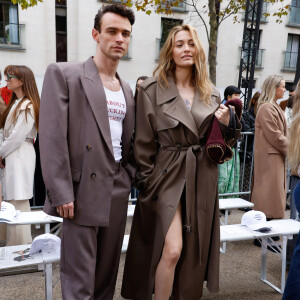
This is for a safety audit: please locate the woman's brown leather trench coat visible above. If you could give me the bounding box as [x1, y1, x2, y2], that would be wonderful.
[122, 77, 241, 300]
[251, 103, 288, 219]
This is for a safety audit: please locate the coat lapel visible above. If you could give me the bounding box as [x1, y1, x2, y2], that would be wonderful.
[273, 103, 287, 135]
[80, 57, 114, 157]
[191, 89, 220, 137]
[157, 76, 199, 139]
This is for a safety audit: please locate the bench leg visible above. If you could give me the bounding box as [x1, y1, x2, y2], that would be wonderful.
[260, 236, 287, 294]
[45, 263, 53, 300]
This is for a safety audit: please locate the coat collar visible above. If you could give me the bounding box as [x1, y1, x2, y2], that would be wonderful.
[156, 76, 199, 138]
[156, 76, 219, 139]
[80, 57, 133, 159]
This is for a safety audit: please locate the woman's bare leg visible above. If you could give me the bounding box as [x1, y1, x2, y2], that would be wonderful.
[154, 204, 182, 300]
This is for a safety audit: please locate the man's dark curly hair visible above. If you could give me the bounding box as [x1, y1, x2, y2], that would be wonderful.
[94, 4, 135, 32]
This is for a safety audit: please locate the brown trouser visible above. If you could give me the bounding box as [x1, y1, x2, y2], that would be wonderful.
[60, 167, 131, 300]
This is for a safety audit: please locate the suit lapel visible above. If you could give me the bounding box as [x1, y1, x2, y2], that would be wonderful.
[157, 76, 199, 139]
[119, 76, 134, 160]
[80, 57, 114, 157]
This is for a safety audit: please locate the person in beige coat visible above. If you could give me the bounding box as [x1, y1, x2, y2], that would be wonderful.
[122, 25, 241, 300]
[0, 65, 39, 246]
[251, 75, 288, 219]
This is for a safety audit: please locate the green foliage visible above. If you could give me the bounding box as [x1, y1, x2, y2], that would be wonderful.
[11, 0, 43, 9]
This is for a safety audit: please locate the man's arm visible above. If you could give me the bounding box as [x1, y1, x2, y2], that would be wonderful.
[39, 63, 74, 219]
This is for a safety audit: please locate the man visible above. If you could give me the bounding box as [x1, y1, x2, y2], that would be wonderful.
[39, 4, 135, 299]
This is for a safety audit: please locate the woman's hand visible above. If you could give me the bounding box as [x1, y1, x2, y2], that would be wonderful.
[0, 157, 4, 169]
[214, 104, 235, 126]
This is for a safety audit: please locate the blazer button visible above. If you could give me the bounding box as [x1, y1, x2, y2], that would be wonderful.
[90, 173, 96, 179]
[86, 145, 92, 151]
[176, 143, 182, 150]
[162, 169, 167, 175]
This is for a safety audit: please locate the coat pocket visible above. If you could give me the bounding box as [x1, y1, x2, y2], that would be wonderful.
[71, 169, 81, 182]
[267, 147, 281, 154]
[138, 163, 164, 195]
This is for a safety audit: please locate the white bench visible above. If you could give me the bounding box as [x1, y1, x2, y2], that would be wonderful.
[122, 219, 300, 294]
[3, 211, 63, 234]
[220, 219, 300, 294]
[219, 198, 254, 252]
[0, 244, 60, 300]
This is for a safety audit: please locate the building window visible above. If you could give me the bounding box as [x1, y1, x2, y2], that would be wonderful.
[241, 78, 256, 89]
[155, 18, 182, 61]
[283, 34, 299, 70]
[289, 0, 300, 25]
[56, 0, 67, 62]
[0, 0, 19, 45]
[240, 29, 264, 68]
[245, 1, 268, 23]
[161, 0, 187, 12]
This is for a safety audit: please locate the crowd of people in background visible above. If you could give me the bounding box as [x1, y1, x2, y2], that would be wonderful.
[1, 3, 300, 299]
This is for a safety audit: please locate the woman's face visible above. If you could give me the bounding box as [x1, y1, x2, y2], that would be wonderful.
[5, 73, 22, 92]
[275, 79, 286, 101]
[172, 30, 196, 69]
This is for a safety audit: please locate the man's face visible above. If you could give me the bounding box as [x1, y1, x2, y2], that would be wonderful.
[94, 12, 131, 61]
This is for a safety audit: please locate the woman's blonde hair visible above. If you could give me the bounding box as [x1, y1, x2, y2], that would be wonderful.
[288, 81, 300, 170]
[153, 24, 212, 105]
[1, 65, 40, 131]
[258, 75, 284, 107]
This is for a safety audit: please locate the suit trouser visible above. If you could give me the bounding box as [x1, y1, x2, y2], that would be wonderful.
[60, 167, 131, 300]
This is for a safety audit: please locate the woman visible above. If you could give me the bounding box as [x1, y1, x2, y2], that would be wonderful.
[0, 65, 40, 246]
[283, 82, 300, 298]
[122, 25, 241, 300]
[251, 75, 288, 220]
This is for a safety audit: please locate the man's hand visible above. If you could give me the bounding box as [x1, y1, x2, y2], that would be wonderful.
[0, 157, 4, 169]
[56, 202, 74, 219]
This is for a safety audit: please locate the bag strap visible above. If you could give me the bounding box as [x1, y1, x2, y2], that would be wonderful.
[227, 106, 236, 137]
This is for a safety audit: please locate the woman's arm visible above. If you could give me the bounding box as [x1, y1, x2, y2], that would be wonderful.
[133, 87, 158, 191]
[0, 109, 35, 158]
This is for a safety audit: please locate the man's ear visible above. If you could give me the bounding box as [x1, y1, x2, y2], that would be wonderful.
[92, 28, 99, 43]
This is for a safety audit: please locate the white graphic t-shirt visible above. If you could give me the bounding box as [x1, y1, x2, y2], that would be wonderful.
[104, 87, 127, 161]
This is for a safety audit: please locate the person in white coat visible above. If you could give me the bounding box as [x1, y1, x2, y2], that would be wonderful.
[0, 65, 40, 246]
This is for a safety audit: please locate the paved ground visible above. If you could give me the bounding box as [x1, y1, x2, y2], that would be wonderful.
[0, 209, 291, 300]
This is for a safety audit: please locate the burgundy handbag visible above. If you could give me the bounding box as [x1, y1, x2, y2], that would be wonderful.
[206, 99, 242, 164]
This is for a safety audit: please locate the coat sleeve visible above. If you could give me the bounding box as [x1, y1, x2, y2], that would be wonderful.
[133, 87, 158, 192]
[257, 104, 288, 155]
[0, 109, 34, 158]
[39, 63, 74, 207]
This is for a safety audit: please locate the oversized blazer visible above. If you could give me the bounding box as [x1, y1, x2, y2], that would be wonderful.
[122, 76, 241, 300]
[251, 102, 288, 219]
[39, 57, 135, 226]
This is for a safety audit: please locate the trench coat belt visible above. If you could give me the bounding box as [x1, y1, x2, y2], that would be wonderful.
[160, 143, 203, 264]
